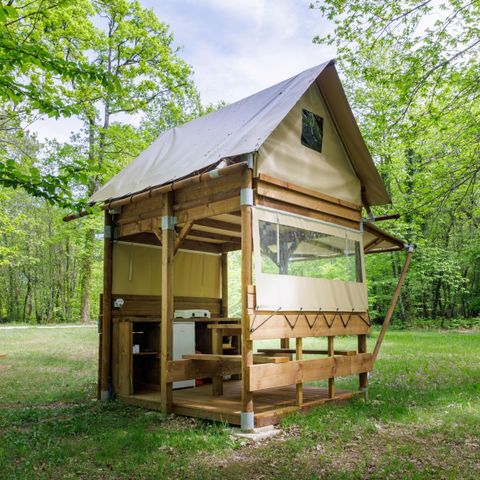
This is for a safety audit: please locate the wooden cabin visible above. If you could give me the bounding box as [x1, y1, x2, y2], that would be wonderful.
[81, 60, 410, 429]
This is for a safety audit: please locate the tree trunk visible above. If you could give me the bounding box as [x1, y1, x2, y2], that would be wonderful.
[79, 228, 95, 323]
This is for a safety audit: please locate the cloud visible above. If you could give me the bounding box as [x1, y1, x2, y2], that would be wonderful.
[31, 0, 335, 141]
[157, 0, 335, 105]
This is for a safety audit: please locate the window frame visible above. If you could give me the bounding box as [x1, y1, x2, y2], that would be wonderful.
[252, 206, 368, 312]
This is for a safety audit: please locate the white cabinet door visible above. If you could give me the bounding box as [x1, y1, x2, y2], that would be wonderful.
[172, 322, 195, 389]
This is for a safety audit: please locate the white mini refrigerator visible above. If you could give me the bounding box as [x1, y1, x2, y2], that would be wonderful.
[172, 322, 195, 389]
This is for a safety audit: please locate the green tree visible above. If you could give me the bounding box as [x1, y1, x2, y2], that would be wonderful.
[0, 0, 112, 205]
[311, 0, 480, 322]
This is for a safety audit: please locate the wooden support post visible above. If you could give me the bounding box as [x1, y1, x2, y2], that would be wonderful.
[241, 161, 254, 431]
[358, 334, 368, 395]
[213, 252, 228, 394]
[328, 336, 335, 398]
[100, 211, 113, 400]
[372, 246, 414, 362]
[211, 328, 223, 395]
[296, 337, 303, 407]
[160, 192, 175, 413]
[280, 338, 289, 349]
[221, 253, 228, 318]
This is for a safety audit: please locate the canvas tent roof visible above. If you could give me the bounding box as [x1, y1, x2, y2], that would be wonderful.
[90, 60, 390, 206]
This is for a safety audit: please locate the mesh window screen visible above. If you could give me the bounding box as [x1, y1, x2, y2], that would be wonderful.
[301, 109, 323, 153]
[259, 220, 363, 282]
[253, 206, 368, 311]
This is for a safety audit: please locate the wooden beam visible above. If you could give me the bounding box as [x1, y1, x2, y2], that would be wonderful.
[249, 312, 371, 339]
[328, 336, 335, 398]
[358, 334, 368, 392]
[221, 253, 228, 318]
[248, 354, 373, 391]
[118, 216, 162, 238]
[256, 180, 362, 222]
[174, 170, 243, 205]
[103, 162, 247, 210]
[196, 218, 241, 233]
[153, 228, 162, 244]
[167, 355, 289, 382]
[365, 246, 403, 254]
[364, 236, 383, 252]
[372, 213, 400, 222]
[100, 211, 114, 400]
[174, 188, 241, 213]
[296, 337, 303, 407]
[218, 241, 243, 253]
[363, 221, 405, 249]
[255, 196, 360, 230]
[173, 222, 193, 255]
[241, 167, 254, 418]
[167, 358, 239, 383]
[182, 354, 289, 364]
[179, 239, 222, 254]
[257, 348, 357, 356]
[160, 192, 174, 413]
[176, 196, 240, 224]
[111, 294, 223, 317]
[116, 196, 164, 225]
[256, 173, 361, 211]
[187, 229, 241, 244]
[211, 327, 223, 396]
[117, 322, 133, 396]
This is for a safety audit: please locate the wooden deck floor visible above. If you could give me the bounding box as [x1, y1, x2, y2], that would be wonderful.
[119, 381, 360, 427]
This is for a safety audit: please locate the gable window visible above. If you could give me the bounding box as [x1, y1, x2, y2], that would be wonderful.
[301, 109, 323, 153]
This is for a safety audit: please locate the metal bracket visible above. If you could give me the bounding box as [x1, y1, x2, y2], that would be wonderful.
[104, 225, 112, 239]
[246, 152, 254, 169]
[240, 411, 255, 432]
[113, 298, 124, 309]
[108, 207, 122, 215]
[359, 387, 369, 401]
[405, 243, 416, 253]
[161, 215, 177, 230]
[209, 169, 220, 179]
[240, 188, 253, 206]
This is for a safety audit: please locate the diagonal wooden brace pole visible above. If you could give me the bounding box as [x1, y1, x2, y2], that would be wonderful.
[372, 245, 415, 363]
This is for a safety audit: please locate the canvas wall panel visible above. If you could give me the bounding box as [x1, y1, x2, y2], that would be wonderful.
[256, 82, 361, 205]
[253, 207, 368, 312]
[112, 242, 221, 298]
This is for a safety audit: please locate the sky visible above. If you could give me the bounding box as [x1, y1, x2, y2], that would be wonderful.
[31, 0, 335, 143]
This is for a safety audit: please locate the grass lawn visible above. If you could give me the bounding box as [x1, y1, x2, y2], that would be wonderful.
[0, 326, 479, 479]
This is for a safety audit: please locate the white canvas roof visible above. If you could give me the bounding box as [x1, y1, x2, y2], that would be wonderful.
[90, 60, 390, 206]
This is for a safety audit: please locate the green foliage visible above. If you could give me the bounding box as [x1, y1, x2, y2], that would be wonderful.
[311, 0, 480, 324]
[0, 187, 102, 322]
[0, 0, 209, 322]
[0, 0, 201, 209]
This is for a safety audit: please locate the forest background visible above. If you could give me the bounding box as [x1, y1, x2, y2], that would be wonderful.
[0, 0, 479, 327]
